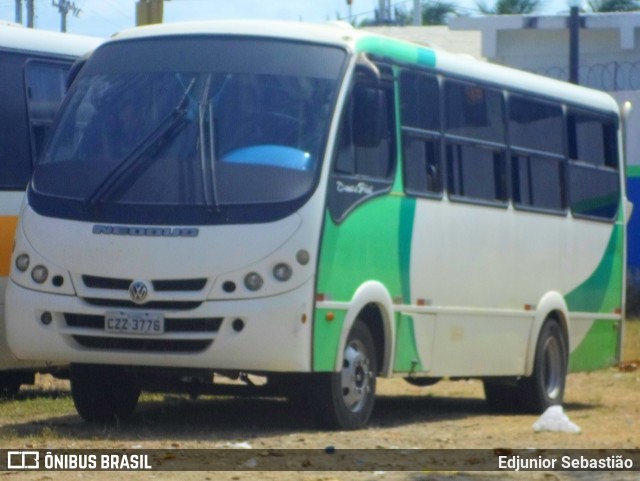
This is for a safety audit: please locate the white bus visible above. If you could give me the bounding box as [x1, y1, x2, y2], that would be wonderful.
[5, 20, 627, 429]
[0, 24, 101, 394]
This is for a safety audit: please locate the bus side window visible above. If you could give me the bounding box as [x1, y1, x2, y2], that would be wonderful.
[567, 110, 619, 220]
[0, 51, 32, 190]
[329, 75, 396, 222]
[399, 69, 442, 197]
[24, 60, 71, 161]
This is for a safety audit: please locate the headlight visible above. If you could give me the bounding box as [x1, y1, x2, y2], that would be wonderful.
[244, 272, 264, 291]
[15, 254, 30, 272]
[31, 265, 49, 284]
[273, 263, 292, 282]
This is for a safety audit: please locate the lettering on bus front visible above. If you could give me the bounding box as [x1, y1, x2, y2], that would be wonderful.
[92, 225, 199, 237]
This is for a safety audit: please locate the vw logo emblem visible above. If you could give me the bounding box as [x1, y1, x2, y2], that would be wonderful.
[129, 280, 149, 304]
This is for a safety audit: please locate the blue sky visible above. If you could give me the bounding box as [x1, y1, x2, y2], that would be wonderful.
[1, 0, 574, 38]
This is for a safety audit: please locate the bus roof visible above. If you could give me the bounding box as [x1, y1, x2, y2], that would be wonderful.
[109, 20, 618, 115]
[0, 24, 102, 58]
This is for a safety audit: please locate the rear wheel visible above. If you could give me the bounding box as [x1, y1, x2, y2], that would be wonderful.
[519, 319, 567, 413]
[310, 320, 377, 430]
[483, 318, 567, 413]
[70, 364, 140, 423]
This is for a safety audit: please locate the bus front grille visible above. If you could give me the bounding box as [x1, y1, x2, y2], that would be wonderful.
[82, 275, 208, 292]
[82, 298, 202, 310]
[71, 335, 213, 353]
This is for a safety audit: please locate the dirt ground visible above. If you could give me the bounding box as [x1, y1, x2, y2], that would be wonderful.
[0, 361, 638, 481]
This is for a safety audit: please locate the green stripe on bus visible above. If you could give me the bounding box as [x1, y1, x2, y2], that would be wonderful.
[565, 224, 623, 371]
[394, 314, 423, 372]
[356, 36, 436, 68]
[313, 309, 346, 371]
[565, 224, 623, 313]
[314, 193, 416, 371]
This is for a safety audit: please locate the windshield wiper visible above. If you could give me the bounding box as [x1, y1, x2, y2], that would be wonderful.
[85, 79, 196, 208]
[198, 75, 220, 213]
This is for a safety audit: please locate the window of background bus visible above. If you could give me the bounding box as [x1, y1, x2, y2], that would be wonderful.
[0, 52, 70, 190]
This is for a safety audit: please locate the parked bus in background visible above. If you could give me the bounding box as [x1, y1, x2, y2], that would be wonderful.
[5, 21, 628, 429]
[0, 23, 101, 394]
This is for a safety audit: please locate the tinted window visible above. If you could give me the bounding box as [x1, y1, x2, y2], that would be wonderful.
[512, 154, 565, 211]
[568, 110, 617, 167]
[400, 70, 439, 131]
[509, 96, 563, 155]
[445, 80, 504, 143]
[567, 110, 619, 220]
[447, 143, 506, 202]
[25, 60, 70, 159]
[399, 69, 442, 197]
[0, 51, 31, 189]
[403, 135, 442, 195]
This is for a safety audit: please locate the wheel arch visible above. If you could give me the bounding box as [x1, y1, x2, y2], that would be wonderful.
[524, 291, 570, 376]
[334, 281, 395, 377]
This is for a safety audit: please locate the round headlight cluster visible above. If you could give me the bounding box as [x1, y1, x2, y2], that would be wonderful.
[227, 250, 310, 295]
[273, 263, 292, 282]
[15, 254, 30, 272]
[244, 272, 264, 291]
[15, 254, 50, 284]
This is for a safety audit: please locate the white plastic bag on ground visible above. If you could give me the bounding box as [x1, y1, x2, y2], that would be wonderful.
[532, 405, 581, 433]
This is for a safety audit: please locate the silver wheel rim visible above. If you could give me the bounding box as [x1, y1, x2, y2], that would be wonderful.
[340, 338, 373, 413]
[541, 335, 563, 400]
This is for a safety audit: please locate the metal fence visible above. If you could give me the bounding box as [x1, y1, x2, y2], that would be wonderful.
[530, 61, 640, 92]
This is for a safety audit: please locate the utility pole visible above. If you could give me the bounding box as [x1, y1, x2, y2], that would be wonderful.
[52, 1, 81, 32]
[377, 0, 391, 24]
[136, 0, 165, 26]
[26, 0, 34, 28]
[568, 5, 580, 84]
[15, 0, 22, 24]
[413, 0, 422, 25]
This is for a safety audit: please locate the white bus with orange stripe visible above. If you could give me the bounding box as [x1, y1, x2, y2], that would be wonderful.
[0, 24, 100, 392]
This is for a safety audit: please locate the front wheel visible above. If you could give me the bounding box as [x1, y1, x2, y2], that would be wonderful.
[70, 364, 140, 423]
[309, 320, 377, 430]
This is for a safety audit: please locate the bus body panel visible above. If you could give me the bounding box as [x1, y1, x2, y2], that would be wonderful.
[6, 276, 315, 371]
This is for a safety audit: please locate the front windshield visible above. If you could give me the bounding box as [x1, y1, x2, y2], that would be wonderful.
[31, 37, 346, 224]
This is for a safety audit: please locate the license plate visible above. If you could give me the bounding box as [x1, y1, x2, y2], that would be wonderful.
[105, 311, 164, 335]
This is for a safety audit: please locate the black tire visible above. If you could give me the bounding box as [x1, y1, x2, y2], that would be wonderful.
[70, 364, 140, 423]
[518, 319, 568, 413]
[483, 381, 520, 413]
[0, 371, 35, 398]
[309, 320, 377, 430]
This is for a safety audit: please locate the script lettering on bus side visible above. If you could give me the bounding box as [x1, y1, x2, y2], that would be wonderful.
[336, 180, 374, 195]
[92, 225, 199, 237]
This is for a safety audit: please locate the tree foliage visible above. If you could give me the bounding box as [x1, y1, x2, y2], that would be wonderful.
[476, 0, 542, 14]
[587, 0, 640, 11]
[394, 1, 461, 25]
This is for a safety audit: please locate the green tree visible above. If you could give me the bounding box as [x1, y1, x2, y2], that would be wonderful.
[394, 1, 461, 25]
[476, 0, 542, 14]
[587, 0, 640, 11]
